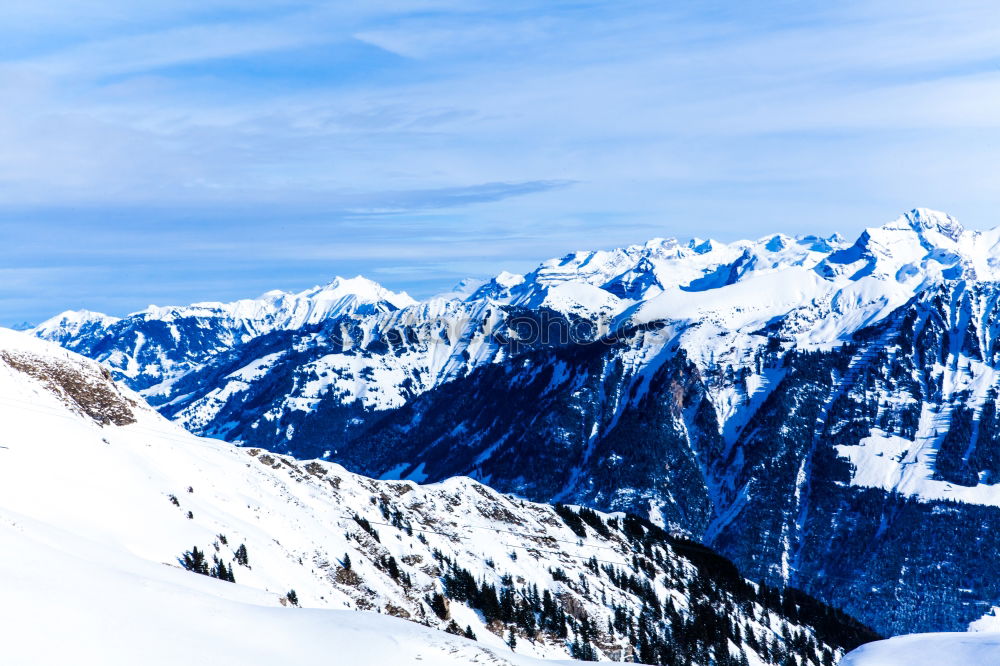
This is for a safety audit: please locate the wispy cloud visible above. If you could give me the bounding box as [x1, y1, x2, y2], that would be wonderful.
[4, 1, 1000, 324]
[21, 18, 333, 79]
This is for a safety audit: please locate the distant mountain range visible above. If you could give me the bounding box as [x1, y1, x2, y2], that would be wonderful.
[33, 208, 1000, 636]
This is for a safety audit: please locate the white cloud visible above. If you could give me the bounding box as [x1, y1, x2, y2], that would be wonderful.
[1, 1, 1000, 206]
[5, 0, 1000, 323]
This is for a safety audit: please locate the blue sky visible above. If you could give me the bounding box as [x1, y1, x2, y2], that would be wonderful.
[4, 1, 1000, 325]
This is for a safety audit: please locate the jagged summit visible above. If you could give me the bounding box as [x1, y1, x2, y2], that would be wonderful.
[306, 275, 416, 309]
[901, 207, 965, 240]
[32, 309, 123, 346]
[813, 207, 996, 289]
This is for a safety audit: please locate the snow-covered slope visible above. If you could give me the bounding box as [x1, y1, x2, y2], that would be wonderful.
[0, 523, 571, 666]
[840, 632, 1000, 666]
[0, 328, 875, 665]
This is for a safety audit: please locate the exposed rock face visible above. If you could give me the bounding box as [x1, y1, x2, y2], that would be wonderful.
[1, 350, 137, 426]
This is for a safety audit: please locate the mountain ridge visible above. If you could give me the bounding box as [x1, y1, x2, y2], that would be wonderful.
[32, 208, 1000, 636]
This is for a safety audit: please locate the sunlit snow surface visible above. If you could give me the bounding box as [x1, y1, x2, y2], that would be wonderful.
[0, 328, 593, 664]
[840, 632, 1000, 666]
[0, 520, 575, 666]
[836, 574, 1000, 664]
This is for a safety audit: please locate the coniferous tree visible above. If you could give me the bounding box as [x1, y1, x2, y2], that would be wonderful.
[210, 555, 235, 583]
[180, 546, 209, 575]
[384, 555, 400, 580]
[428, 592, 449, 620]
[234, 543, 250, 568]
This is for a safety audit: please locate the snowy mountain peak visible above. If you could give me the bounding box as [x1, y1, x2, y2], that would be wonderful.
[310, 275, 416, 310]
[762, 234, 789, 252]
[36, 308, 118, 326]
[687, 237, 717, 254]
[32, 309, 122, 344]
[493, 270, 526, 289]
[800, 233, 846, 253]
[813, 208, 979, 286]
[901, 207, 964, 240]
[867, 208, 966, 252]
[643, 236, 682, 252]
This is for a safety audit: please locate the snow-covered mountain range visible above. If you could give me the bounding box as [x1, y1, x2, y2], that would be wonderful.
[0, 328, 875, 665]
[33, 208, 1000, 636]
[35, 209, 986, 439]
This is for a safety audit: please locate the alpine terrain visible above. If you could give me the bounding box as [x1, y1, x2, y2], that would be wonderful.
[0, 328, 876, 665]
[34, 208, 1000, 636]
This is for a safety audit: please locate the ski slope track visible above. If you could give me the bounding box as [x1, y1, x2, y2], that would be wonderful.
[0, 329, 876, 665]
